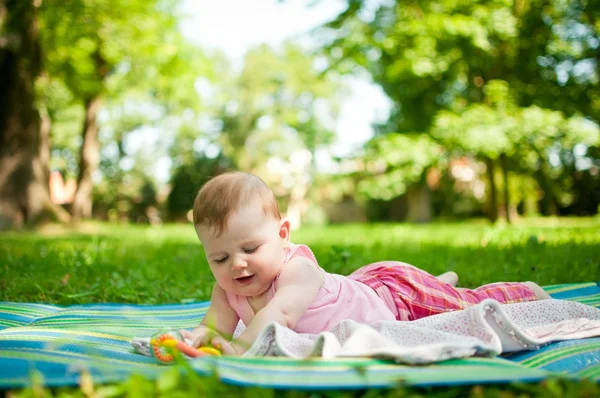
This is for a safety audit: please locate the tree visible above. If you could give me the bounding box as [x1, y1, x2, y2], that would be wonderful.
[318, 0, 600, 220]
[354, 133, 444, 222]
[39, 0, 187, 220]
[167, 155, 231, 221]
[0, 0, 69, 229]
[208, 43, 342, 227]
[95, 40, 212, 221]
[512, 107, 600, 214]
[433, 80, 600, 220]
[433, 81, 520, 221]
[318, 0, 526, 221]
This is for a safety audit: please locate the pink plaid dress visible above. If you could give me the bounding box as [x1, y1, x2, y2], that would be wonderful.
[349, 261, 537, 321]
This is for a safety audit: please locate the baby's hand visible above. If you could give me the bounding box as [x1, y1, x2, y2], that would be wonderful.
[179, 326, 228, 352]
[214, 340, 238, 355]
[179, 326, 213, 345]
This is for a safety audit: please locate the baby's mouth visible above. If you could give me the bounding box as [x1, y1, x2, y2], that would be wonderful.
[236, 275, 255, 283]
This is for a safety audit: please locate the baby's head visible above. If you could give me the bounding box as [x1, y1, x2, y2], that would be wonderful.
[193, 172, 291, 296]
[193, 171, 281, 236]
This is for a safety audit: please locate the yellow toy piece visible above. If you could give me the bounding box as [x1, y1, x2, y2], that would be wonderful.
[199, 346, 222, 356]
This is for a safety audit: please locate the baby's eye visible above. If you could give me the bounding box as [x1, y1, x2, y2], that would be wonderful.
[214, 256, 228, 263]
[243, 246, 258, 254]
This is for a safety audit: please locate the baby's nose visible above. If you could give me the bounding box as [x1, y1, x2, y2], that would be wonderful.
[231, 256, 247, 270]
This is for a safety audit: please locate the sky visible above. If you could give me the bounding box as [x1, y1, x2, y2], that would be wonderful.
[179, 0, 392, 162]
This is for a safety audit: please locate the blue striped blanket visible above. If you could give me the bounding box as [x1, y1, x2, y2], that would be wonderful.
[1, 283, 599, 389]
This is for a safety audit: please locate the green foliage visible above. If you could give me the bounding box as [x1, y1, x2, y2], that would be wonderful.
[35, 76, 84, 178]
[433, 80, 515, 158]
[516, 106, 600, 151]
[357, 134, 443, 200]
[39, 0, 183, 99]
[167, 155, 232, 221]
[7, 369, 600, 397]
[318, 0, 600, 218]
[211, 43, 341, 172]
[434, 89, 600, 160]
[36, 0, 218, 220]
[162, 42, 346, 221]
[322, 0, 523, 132]
[92, 168, 159, 222]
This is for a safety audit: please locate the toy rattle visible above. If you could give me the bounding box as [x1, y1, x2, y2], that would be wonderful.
[149, 330, 222, 363]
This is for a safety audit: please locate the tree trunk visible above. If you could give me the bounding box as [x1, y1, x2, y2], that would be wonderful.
[71, 95, 103, 221]
[115, 133, 127, 221]
[485, 157, 499, 223]
[500, 153, 511, 224]
[0, 0, 69, 229]
[536, 154, 557, 216]
[406, 183, 432, 223]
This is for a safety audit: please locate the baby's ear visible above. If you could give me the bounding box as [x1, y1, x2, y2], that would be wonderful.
[278, 218, 291, 242]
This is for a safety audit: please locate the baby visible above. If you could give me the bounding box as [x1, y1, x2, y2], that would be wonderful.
[182, 171, 550, 355]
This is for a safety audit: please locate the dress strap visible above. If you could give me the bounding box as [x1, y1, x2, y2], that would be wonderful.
[267, 242, 323, 300]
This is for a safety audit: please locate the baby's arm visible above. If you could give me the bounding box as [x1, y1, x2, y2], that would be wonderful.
[230, 257, 324, 354]
[183, 283, 240, 350]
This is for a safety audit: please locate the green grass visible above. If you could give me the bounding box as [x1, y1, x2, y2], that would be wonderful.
[1, 217, 600, 397]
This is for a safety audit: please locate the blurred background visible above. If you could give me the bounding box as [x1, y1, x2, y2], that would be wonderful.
[1, 0, 599, 230]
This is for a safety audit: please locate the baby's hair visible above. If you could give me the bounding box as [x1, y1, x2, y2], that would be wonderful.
[193, 171, 281, 236]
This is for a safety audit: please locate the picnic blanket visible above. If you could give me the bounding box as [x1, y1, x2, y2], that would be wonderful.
[1, 283, 600, 389]
[131, 298, 600, 363]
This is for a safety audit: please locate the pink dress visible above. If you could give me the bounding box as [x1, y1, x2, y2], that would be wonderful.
[225, 243, 396, 333]
[225, 243, 537, 333]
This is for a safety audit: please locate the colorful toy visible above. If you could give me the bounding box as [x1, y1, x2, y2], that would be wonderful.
[149, 330, 222, 363]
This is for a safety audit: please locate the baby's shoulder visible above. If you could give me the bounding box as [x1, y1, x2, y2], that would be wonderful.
[280, 254, 321, 280]
[287, 242, 320, 264]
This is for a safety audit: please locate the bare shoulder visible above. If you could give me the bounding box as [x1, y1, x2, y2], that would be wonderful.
[269, 254, 325, 325]
[278, 255, 323, 286]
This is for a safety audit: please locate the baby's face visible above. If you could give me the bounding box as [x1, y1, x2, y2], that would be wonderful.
[196, 201, 289, 298]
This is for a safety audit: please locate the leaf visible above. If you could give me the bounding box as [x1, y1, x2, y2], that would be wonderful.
[79, 370, 95, 397]
[157, 367, 181, 392]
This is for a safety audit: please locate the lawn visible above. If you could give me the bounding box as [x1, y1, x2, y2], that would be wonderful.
[1, 217, 599, 397]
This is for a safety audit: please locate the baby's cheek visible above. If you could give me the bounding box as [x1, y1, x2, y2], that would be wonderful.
[213, 270, 230, 284]
[267, 251, 283, 267]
